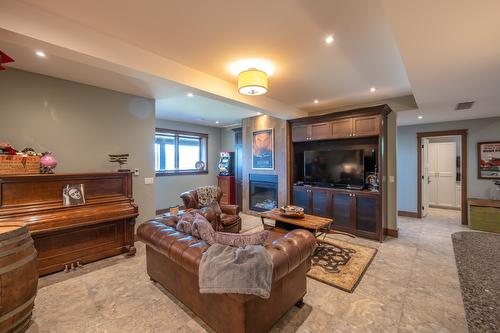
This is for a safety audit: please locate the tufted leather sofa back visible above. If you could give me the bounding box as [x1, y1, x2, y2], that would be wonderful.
[137, 219, 316, 282]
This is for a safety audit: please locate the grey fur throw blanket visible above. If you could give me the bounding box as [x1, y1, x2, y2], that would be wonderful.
[199, 244, 273, 298]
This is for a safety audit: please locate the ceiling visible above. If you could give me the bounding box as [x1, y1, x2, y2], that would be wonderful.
[18, 0, 411, 110]
[0, 33, 259, 127]
[1, 0, 499, 126]
[382, 0, 500, 125]
[156, 95, 256, 127]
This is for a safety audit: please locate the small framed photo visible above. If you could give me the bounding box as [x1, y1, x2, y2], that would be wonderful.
[478, 141, 500, 179]
[252, 128, 274, 170]
[63, 184, 86, 206]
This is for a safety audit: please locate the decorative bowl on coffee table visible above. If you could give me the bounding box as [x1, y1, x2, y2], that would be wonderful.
[279, 205, 305, 218]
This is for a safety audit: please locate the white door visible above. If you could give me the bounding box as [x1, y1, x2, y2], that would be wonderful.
[421, 138, 430, 217]
[428, 143, 438, 206]
[436, 142, 457, 207]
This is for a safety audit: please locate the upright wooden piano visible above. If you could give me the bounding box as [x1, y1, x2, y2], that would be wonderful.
[0, 172, 138, 276]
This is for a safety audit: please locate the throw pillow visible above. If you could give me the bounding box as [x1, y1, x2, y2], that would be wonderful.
[175, 212, 197, 235]
[214, 230, 270, 247]
[190, 213, 270, 247]
[196, 186, 218, 207]
[192, 213, 216, 243]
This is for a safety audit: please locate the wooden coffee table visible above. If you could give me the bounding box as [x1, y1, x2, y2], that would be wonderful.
[258, 209, 332, 239]
[259, 209, 356, 249]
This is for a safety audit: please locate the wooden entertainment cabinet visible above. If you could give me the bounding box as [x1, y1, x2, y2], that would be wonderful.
[288, 105, 390, 241]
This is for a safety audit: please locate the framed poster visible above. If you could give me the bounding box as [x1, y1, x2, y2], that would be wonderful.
[478, 141, 500, 179]
[252, 128, 274, 170]
[63, 184, 86, 206]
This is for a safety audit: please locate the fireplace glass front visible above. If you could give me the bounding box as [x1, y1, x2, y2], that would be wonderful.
[249, 174, 278, 212]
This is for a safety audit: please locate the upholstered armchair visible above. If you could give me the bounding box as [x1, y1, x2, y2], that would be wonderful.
[180, 187, 241, 233]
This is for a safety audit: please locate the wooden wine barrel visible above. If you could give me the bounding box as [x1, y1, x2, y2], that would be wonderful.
[0, 223, 38, 333]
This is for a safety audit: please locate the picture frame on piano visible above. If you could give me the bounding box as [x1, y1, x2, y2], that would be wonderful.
[63, 184, 86, 206]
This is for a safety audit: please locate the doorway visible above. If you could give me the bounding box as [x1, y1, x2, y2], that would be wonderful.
[417, 130, 468, 224]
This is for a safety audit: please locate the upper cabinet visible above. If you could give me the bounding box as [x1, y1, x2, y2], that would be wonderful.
[352, 115, 380, 137]
[292, 114, 381, 142]
[330, 118, 353, 138]
[310, 122, 330, 140]
[291, 122, 330, 142]
[291, 124, 310, 142]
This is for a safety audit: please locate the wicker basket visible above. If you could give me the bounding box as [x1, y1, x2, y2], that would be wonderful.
[0, 155, 24, 175]
[23, 156, 40, 174]
[0, 155, 40, 175]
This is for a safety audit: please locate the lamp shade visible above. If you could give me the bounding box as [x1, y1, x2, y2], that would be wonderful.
[238, 68, 268, 95]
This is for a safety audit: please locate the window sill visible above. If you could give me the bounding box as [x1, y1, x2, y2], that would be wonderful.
[156, 170, 209, 177]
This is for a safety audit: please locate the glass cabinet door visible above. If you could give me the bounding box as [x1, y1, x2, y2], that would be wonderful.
[332, 193, 352, 229]
[355, 194, 379, 233]
[312, 190, 330, 217]
[292, 188, 310, 213]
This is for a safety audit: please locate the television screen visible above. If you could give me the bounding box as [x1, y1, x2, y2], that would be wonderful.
[304, 150, 364, 187]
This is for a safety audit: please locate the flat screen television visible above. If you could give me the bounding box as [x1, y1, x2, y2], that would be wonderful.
[304, 149, 365, 187]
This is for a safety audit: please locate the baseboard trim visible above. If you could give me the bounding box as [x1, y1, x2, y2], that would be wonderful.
[429, 204, 461, 211]
[398, 210, 419, 218]
[384, 228, 399, 238]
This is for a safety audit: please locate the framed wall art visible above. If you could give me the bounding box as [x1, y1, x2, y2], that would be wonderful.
[478, 141, 500, 179]
[252, 128, 274, 170]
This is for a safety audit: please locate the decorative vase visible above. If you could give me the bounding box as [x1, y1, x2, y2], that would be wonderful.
[492, 181, 500, 200]
[40, 152, 58, 174]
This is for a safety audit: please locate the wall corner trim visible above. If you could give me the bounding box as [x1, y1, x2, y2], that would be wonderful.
[383, 228, 399, 238]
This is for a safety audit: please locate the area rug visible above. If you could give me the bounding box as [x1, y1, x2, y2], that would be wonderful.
[244, 225, 377, 292]
[452, 231, 500, 333]
[307, 238, 377, 293]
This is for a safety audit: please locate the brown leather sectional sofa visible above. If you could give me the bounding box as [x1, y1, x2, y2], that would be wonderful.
[138, 217, 316, 333]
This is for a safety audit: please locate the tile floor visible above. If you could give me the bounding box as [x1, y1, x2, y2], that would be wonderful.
[27, 208, 469, 333]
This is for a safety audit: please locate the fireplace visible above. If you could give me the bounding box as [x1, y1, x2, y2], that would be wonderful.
[249, 174, 278, 212]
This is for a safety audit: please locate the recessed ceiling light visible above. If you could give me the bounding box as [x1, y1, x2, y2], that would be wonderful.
[417, 116, 423, 119]
[256, 112, 262, 115]
[370, 87, 376, 93]
[314, 99, 319, 104]
[187, 93, 194, 97]
[35, 51, 46, 58]
[325, 35, 334, 44]
[215, 121, 220, 124]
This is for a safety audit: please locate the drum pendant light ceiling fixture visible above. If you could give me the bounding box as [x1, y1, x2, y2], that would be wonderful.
[238, 68, 268, 95]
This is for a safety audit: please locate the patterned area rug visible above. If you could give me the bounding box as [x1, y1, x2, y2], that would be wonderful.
[307, 238, 377, 293]
[244, 225, 377, 293]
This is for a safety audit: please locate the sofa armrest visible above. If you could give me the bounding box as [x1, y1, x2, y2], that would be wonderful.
[220, 204, 240, 216]
[137, 219, 209, 274]
[265, 229, 317, 282]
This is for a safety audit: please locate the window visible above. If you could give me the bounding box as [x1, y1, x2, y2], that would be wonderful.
[155, 128, 208, 175]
